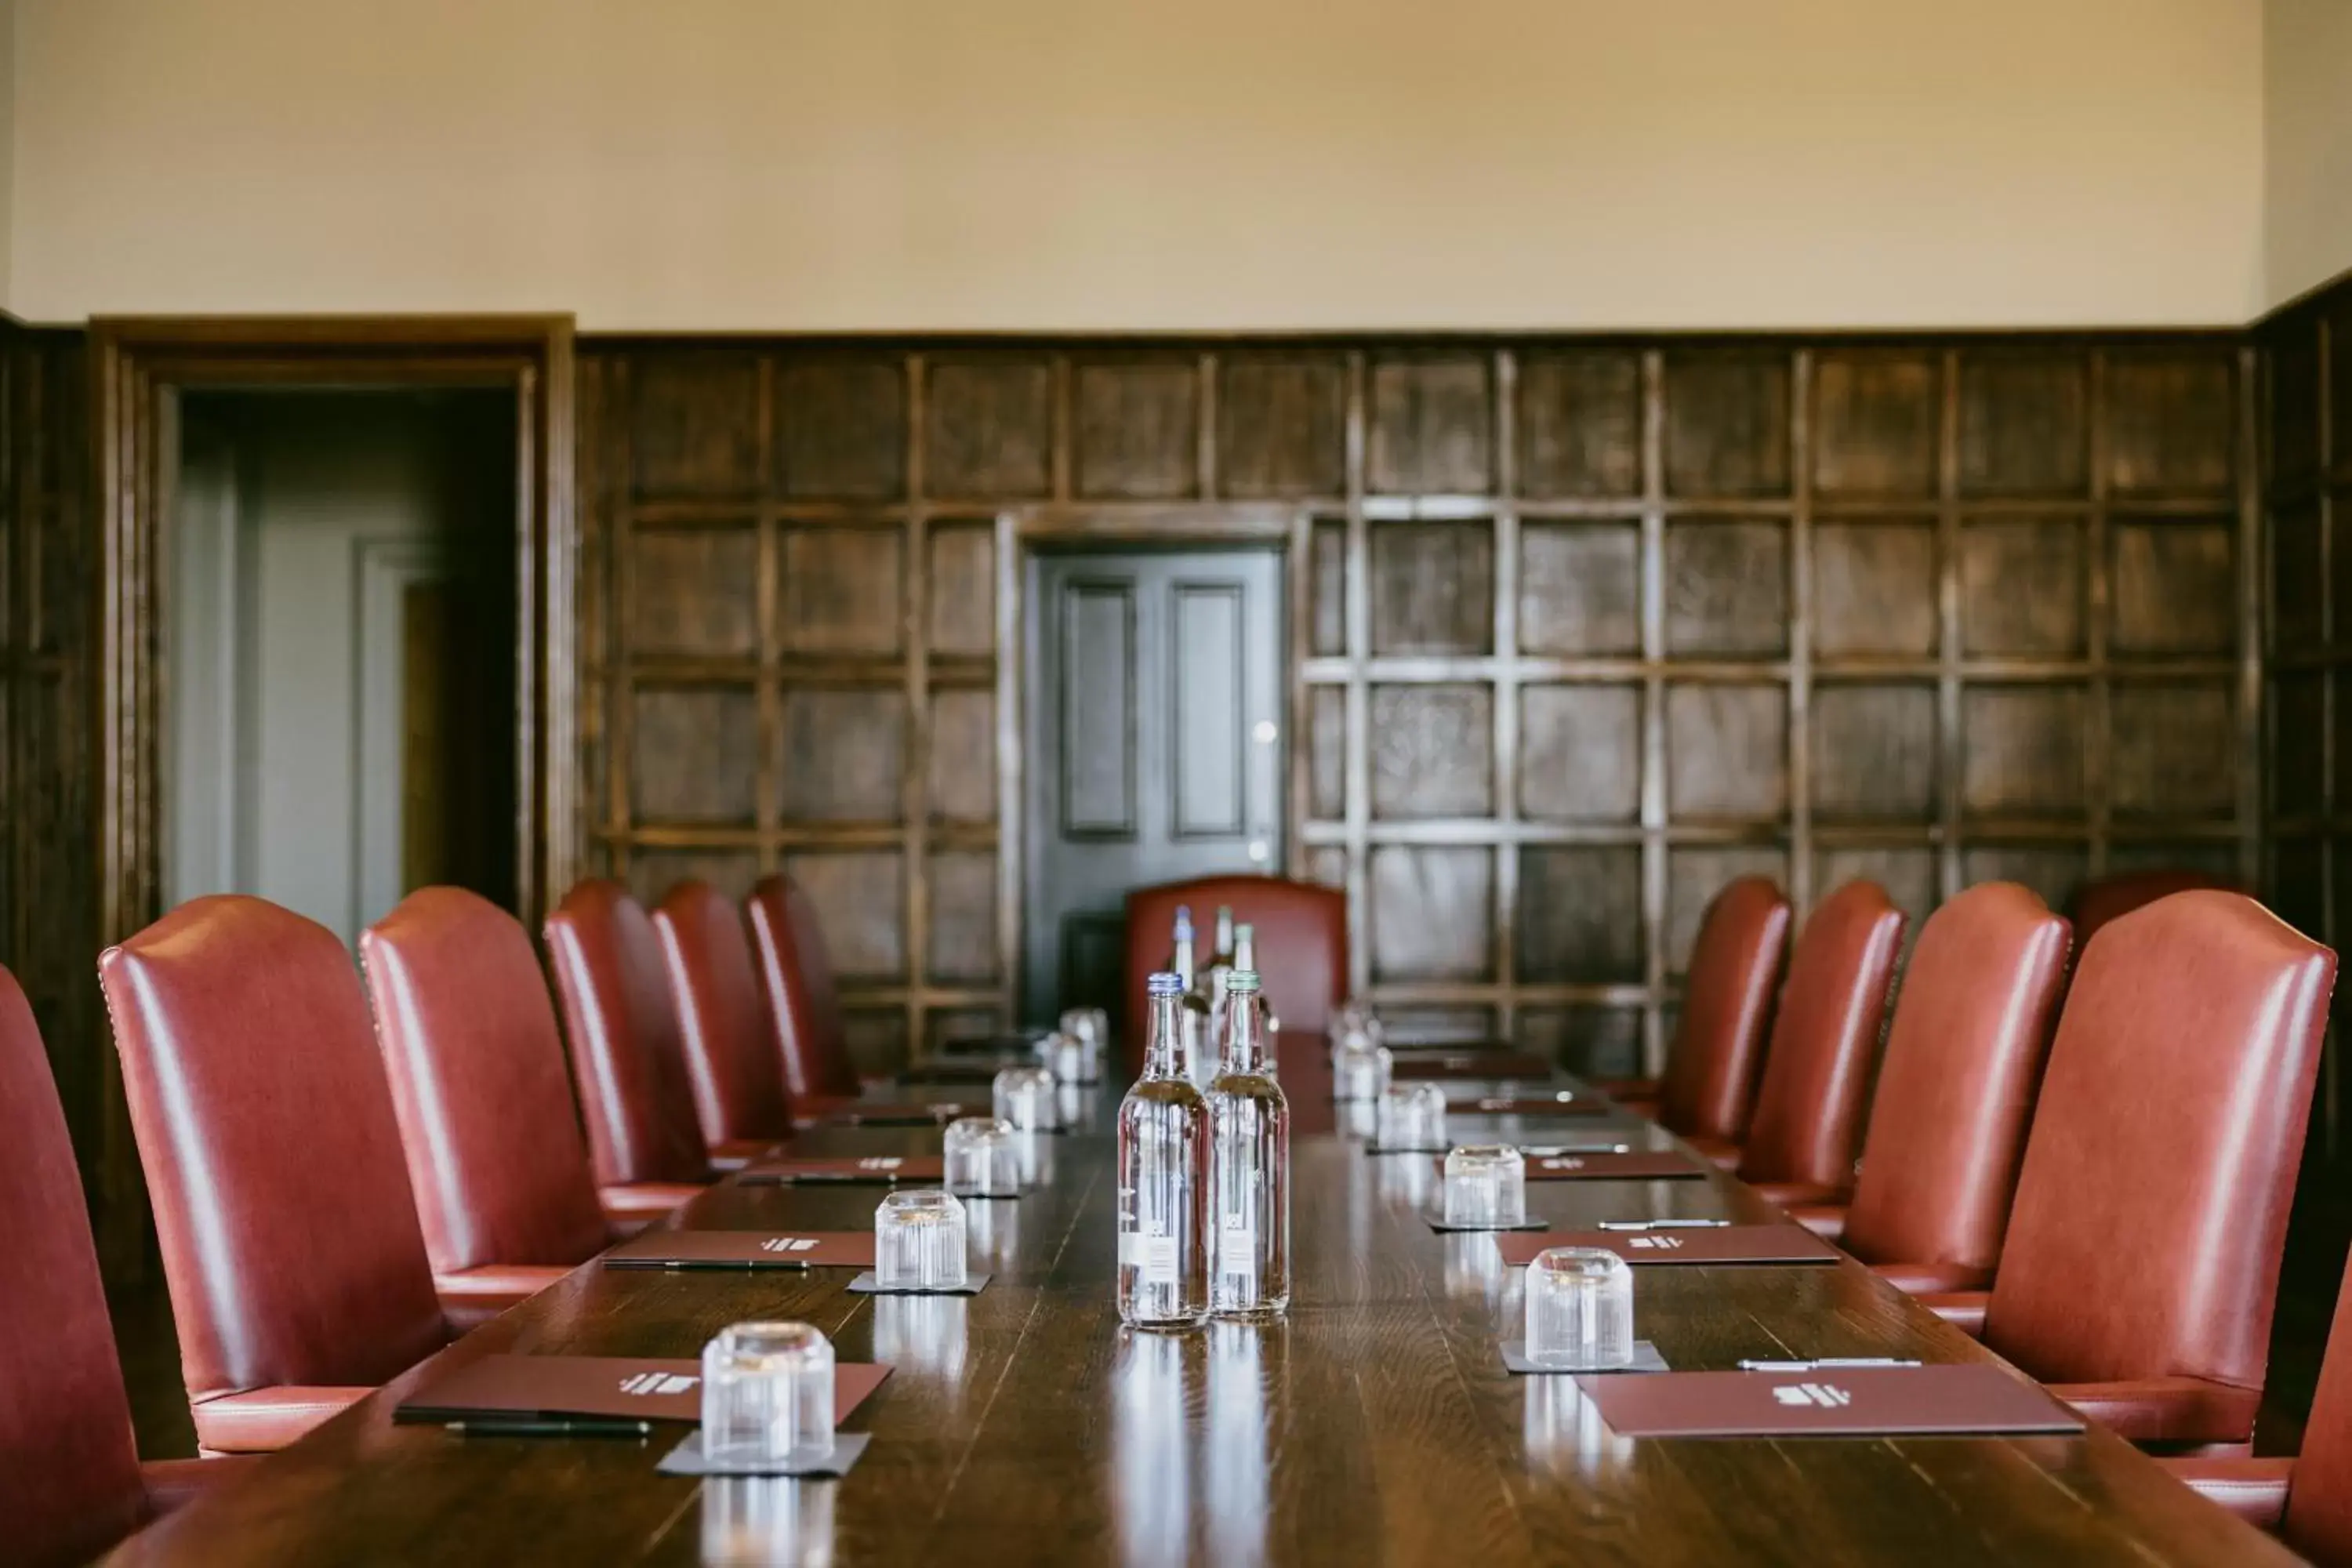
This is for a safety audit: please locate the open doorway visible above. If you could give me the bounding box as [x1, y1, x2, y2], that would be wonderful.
[167, 390, 520, 945]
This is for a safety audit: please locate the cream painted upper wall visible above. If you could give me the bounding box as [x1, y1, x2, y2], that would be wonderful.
[7, 0, 2267, 329]
[2265, 0, 2352, 308]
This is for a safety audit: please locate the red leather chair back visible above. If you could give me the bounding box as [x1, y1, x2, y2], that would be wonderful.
[746, 876, 864, 1105]
[1986, 891, 2333, 1395]
[2285, 1254, 2352, 1564]
[1734, 880, 1906, 1190]
[0, 961, 149, 1567]
[99, 895, 448, 1402]
[1840, 883, 2071, 1276]
[2071, 868, 2241, 948]
[1123, 874, 1348, 1073]
[543, 879, 711, 1185]
[1656, 876, 1792, 1141]
[653, 880, 791, 1142]
[362, 887, 609, 1273]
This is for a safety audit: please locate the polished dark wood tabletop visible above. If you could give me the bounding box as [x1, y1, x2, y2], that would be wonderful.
[109, 1065, 2292, 1566]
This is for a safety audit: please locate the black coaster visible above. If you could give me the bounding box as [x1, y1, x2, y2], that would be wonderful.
[945, 1188, 1027, 1202]
[843, 1271, 991, 1296]
[658, 1431, 871, 1478]
[1365, 1142, 1447, 1157]
[1423, 1213, 1550, 1233]
[1501, 1340, 1669, 1375]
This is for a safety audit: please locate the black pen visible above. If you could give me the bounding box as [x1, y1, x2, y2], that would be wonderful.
[444, 1417, 656, 1438]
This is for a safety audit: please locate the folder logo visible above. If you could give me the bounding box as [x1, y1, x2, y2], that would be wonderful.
[1539, 1157, 1584, 1171]
[858, 1158, 903, 1171]
[1475, 1098, 1510, 1111]
[1627, 1235, 1683, 1250]
[618, 1371, 700, 1396]
[760, 1237, 820, 1253]
[1771, 1382, 1853, 1409]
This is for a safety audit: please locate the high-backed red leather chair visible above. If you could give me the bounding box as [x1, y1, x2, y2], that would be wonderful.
[364, 887, 694, 1323]
[653, 880, 793, 1145]
[2071, 868, 2241, 948]
[544, 879, 719, 1186]
[746, 875, 866, 1115]
[100, 895, 450, 1453]
[1, 960, 248, 1564]
[1729, 880, 1905, 1203]
[1922, 891, 2334, 1449]
[2165, 1254, 2352, 1560]
[1123, 874, 1347, 1074]
[1795, 883, 2071, 1291]
[1610, 877, 1791, 1142]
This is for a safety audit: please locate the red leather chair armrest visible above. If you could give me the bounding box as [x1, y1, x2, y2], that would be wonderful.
[599, 1181, 704, 1235]
[1914, 1290, 1990, 1335]
[1867, 1260, 1995, 1294]
[140, 1455, 262, 1516]
[2155, 1456, 2293, 1529]
[191, 1386, 372, 1453]
[706, 1137, 786, 1173]
[1785, 1202, 1846, 1241]
[1684, 1134, 1742, 1171]
[434, 1264, 574, 1330]
[1747, 1178, 1846, 1209]
[2051, 1376, 2263, 1447]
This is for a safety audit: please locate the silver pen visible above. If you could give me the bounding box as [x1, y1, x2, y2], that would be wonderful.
[1737, 1357, 1921, 1372]
[1521, 1143, 1632, 1157]
[1596, 1218, 1730, 1231]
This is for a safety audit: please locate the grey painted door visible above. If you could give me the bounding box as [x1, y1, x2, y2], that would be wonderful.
[1023, 546, 1285, 1025]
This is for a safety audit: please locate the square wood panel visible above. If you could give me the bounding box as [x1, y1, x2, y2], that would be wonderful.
[1664, 353, 1791, 499]
[781, 528, 903, 655]
[630, 353, 763, 497]
[776, 354, 907, 499]
[783, 850, 906, 981]
[1517, 350, 1640, 498]
[1219, 354, 1345, 497]
[631, 686, 758, 823]
[1521, 522, 1642, 656]
[1309, 686, 1346, 819]
[926, 356, 1053, 498]
[1310, 521, 1347, 656]
[1517, 846, 1643, 983]
[2270, 673, 2324, 821]
[2105, 350, 2234, 498]
[1667, 684, 1788, 820]
[1369, 846, 1493, 981]
[1519, 1006, 1644, 1078]
[2105, 839, 2240, 879]
[1812, 351, 1938, 499]
[626, 849, 761, 907]
[1367, 356, 1492, 495]
[927, 850, 999, 984]
[1075, 357, 1199, 499]
[1958, 844, 2088, 913]
[2270, 334, 2321, 488]
[927, 523, 996, 659]
[1519, 684, 1642, 823]
[1304, 845, 1347, 891]
[2269, 837, 2326, 941]
[2334, 670, 2352, 808]
[2110, 681, 2234, 819]
[2271, 502, 2324, 652]
[1813, 522, 1938, 658]
[1372, 522, 1494, 655]
[1370, 684, 1494, 818]
[1962, 685, 2087, 818]
[630, 528, 757, 657]
[1814, 846, 1938, 934]
[929, 687, 996, 825]
[1666, 846, 1788, 974]
[2111, 518, 2235, 656]
[842, 1010, 911, 1076]
[1666, 521, 1788, 658]
[1960, 520, 2086, 657]
[1957, 350, 2088, 498]
[1811, 683, 1938, 821]
[777, 688, 906, 823]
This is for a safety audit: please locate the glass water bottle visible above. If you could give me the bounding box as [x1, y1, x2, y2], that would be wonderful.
[1206, 970, 1290, 1319]
[1116, 972, 1210, 1330]
[1232, 922, 1279, 1071]
[1167, 906, 1212, 1088]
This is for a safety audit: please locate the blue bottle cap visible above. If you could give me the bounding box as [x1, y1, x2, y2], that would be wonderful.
[1173, 905, 1193, 940]
[1147, 971, 1186, 997]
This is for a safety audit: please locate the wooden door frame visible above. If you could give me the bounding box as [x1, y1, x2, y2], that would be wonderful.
[87, 314, 578, 1270]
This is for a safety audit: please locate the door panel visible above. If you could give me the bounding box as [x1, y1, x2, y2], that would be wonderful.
[1025, 546, 1285, 1025]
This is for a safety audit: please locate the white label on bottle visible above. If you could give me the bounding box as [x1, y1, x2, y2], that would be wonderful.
[1140, 1233, 1180, 1284]
[1220, 1213, 1256, 1276]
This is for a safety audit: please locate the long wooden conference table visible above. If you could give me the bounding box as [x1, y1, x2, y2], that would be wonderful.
[110, 1052, 2292, 1566]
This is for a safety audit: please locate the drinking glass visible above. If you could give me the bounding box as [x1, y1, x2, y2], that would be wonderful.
[1331, 1034, 1392, 1102]
[942, 1116, 1021, 1196]
[993, 1064, 1060, 1131]
[1523, 1247, 1635, 1370]
[1374, 1082, 1446, 1151]
[701, 1321, 836, 1465]
[1443, 1144, 1527, 1228]
[874, 1189, 969, 1290]
[1043, 1032, 1089, 1085]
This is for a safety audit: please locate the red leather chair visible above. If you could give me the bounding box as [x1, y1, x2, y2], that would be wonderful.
[1727, 880, 1905, 1203]
[1123, 874, 1348, 1075]
[746, 874, 867, 1116]
[544, 879, 724, 1186]
[2071, 868, 2241, 948]
[653, 880, 793, 1146]
[2164, 1254, 2352, 1561]
[100, 895, 450, 1453]
[1, 960, 249, 1564]
[1794, 883, 2071, 1292]
[364, 887, 694, 1324]
[1921, 891, 2335, 1450]
[1610, 876, 1791, 1142]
